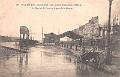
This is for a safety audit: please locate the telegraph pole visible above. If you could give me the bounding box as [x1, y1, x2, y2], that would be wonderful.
[106, 0, 113, 64]
[42, 26, 43, 43]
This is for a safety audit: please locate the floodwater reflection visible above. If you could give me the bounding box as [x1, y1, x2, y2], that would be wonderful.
[17, 53, 28, 77]
[0, 46, 118, 77]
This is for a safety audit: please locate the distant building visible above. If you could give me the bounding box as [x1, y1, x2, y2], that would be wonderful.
[72, 16, 100, 39]
[111, 25, 120, 35]
[0, 35, 19, 42]
[58, 31, 83, 46]
[60, 36, 73, 42]
[111, 24, 120, 52]
[43, 33, 60, 44]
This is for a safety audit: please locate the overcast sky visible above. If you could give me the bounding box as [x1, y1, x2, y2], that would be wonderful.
[0, 0, 119, 40]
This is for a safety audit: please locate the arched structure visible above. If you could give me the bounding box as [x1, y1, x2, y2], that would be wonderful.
[20, 26, 29, 39]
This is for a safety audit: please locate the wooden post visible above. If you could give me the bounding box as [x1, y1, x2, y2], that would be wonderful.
[75, 45, 78, 51]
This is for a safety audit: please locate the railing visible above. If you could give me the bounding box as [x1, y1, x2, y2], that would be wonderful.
[0, 45, 28, 59]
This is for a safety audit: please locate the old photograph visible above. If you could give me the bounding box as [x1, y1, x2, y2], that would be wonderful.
[0, 0, 120, 77]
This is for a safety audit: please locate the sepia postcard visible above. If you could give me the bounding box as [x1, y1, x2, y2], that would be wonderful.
[0, 0, 120, 77]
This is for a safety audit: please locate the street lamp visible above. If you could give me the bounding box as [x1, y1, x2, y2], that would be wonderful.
[106, 0, 113, 65]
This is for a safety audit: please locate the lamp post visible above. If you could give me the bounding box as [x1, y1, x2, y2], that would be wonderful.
[106, 0, 113, 64]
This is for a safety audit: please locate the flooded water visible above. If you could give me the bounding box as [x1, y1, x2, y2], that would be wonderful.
[0, 45, 118, 77]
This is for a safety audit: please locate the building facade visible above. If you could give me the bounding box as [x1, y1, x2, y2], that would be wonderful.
[43, 33, 60, 44]
[73, 16, 100, 39]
